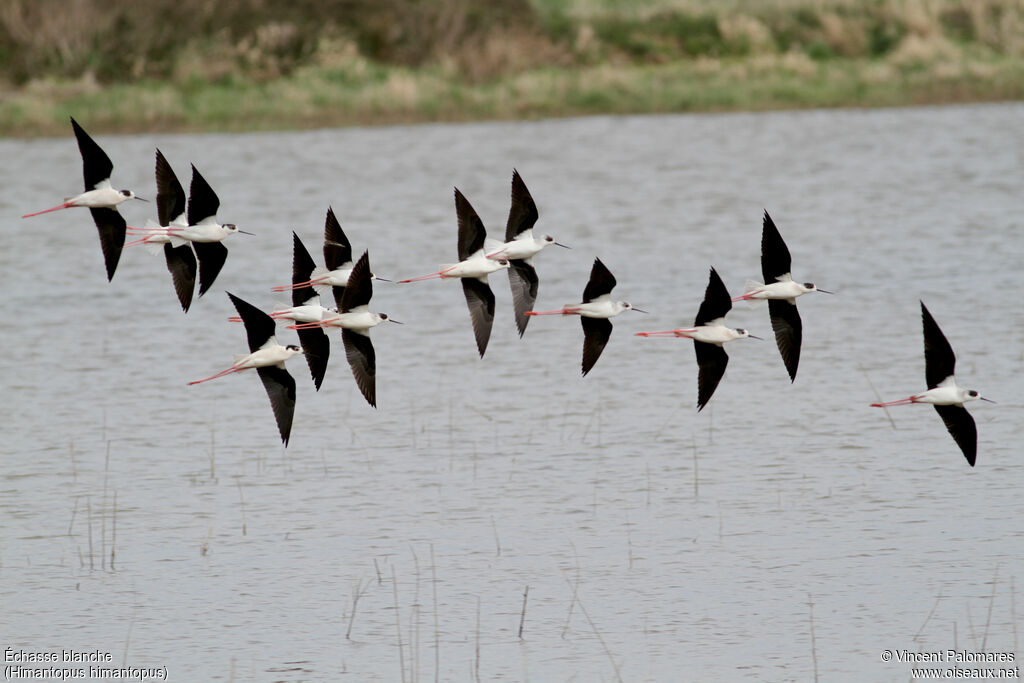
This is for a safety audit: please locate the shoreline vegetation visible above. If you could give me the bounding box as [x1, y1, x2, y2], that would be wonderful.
[2, 0, 1023, 137]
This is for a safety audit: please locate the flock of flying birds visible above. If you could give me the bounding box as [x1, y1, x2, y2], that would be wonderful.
[21, 118, 995, 465]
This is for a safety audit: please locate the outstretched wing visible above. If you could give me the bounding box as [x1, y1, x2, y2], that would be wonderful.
[581, 316, 613, 376]
[933, 404, 977, 467]
[257, 365, 297, 446]
[71, 118, 113, 191]
[505, 169, 539, 241]
[88, 207, 125, 281]
[695, 341, 728, 412]
[461, 278, 495, 357]
[508, 259, 539, 337]
[767, 298, 802, 382]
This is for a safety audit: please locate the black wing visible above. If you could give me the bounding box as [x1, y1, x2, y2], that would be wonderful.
[934, 404, 977, 467]
[257, 365, 297, 446]
[921, 301, 957, 390]
[768, 298, 802, 382]
[71, 117, 113, 191]
[461, 278, 495, 357]
[695, 267, 732, 327]
[695, 341, 729, 412]
[342, 329, 377, 408]
[455, 188, 487, 261]
[88, 207, 125, 281]
[761, 210, 793, 284]
[290, 231, 319, 307]
[163, 242, 197, 311]
[505, 169, 539, 241]
[341, 251, 372, 313]
[581, 316, 613, 376]
[297, 327, 330, 391]
[155, 149, 186, 226]
[226, 292, 276, 354]
[323, 206, 352, 271]
[582, 258, 616, 303]
[508, 259, 539, 337]
[187, 164, 220, 226]
[194, 241, 228, 298]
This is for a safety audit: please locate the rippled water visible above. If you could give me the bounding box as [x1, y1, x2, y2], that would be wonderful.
[1, 104, 1022, 681]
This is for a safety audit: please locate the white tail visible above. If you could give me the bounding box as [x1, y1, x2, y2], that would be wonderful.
[744, 280, 764, 294]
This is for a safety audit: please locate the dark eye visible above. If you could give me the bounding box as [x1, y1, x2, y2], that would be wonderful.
[380, 313, 388, 320]
[968, 390, 978, 397]
[499, 259, 509, 265]
[121, 190, 131, 197]
[545, 236, 553, 242]
[737, 328, 746, 334]
[804, 282, 815, 289]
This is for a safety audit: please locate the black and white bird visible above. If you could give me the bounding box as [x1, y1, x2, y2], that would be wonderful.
[23, 117, 147, 280]
[871, 301, 994, 467]
[290, 251, 400, 407]
[483, 170, 569, 336]
[637, 267, 759, 411]
[189, 293, 303, 446]
[273, 207, 388, 309]
[398, 189, 509, 357]
[732, 210, 831, 381]
[124, 150, 199, 311]
[126, 164, 251, 297]
[528, 257, 645, 376]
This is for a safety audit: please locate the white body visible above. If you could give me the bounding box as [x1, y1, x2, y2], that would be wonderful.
[744, 277, 815, 301]
[564, 295, 633, 319]
[911, 377, 979, 406]
[320, 306, 388, 331]
[486, 232, 556, 261]
[67, 182, 134, 209]
[441, 254, 509, 280]
[674, 319, 750, 345]
[272, 301, 334, 324]
[167, 221, 237, 245]
[233, 343, 302, 370]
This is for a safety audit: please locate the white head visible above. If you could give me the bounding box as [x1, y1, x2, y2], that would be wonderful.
[285, 344, 304, 356]
[222, 223, 254, 236]
[540, 235, 570, 249]
[733, 327, 763, 341]
[800, 282, 832, 294]
[617, 302, 648, 315]
[963, 389, 996, 404]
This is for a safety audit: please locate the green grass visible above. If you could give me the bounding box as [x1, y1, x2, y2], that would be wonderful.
[1, 0, 1023, 136]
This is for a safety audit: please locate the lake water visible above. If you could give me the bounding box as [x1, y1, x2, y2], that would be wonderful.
[1, 103, 1021, 681]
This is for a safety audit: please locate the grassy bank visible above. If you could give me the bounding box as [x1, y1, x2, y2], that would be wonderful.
[2, 0, 1023, 136]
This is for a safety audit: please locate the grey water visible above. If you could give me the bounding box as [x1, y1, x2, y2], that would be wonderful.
[1, 103, 1022, 681]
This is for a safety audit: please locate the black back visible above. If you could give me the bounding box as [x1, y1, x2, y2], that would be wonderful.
[187, 164, 220, 226]
[227, 292, 276, 353]
[195, 241, 228, 298]
[70, 117, 113, 191]
[695, 267, 732, 326]
[155, 149, 186, 226]
[291, 232, 319, 308]
[323, 207, 353, 271]
[505, 169, 539, 241]
[88, 207, 126, 282]
[461, 278, 496, 357]
[257, 365, 297, 446]
[695, 341, 729, 412]
[761, 210, 793, 284]
[581, 316, 613, 376]
[341, 251, 373, 313]
[934, 404, 977, 467]
[921, 301, 956, 390]
[582, 258, 616, 303]
[455, 188, 487, 261]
